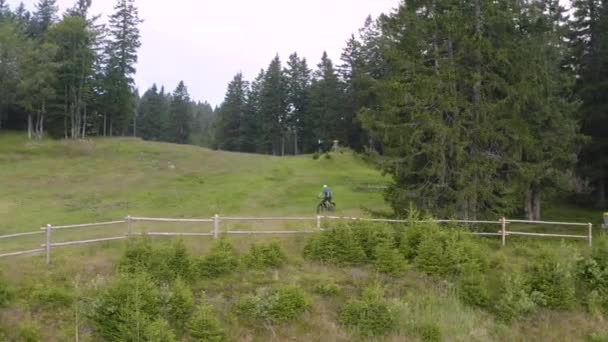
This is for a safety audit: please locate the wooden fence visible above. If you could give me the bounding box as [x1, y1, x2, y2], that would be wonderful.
[0, 215, 594, 265]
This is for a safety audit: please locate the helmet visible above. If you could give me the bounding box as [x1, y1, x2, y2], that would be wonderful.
[323, 185, 328, 188]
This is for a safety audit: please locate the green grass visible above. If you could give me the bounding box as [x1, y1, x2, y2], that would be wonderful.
[0, 132, 387, 251]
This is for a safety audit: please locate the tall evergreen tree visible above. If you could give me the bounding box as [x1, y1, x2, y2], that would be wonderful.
[168, 81, 192, 144]
[259, 55, 288, 155]
[215, 73, 248, 151]
[29, 0, 58, 37]
[284, 52, 311, 154]
[572, 0, 608, 207]
[306, 52, 345, 153]
[103, 0, 142, 135]
[138, 84, 169, 141]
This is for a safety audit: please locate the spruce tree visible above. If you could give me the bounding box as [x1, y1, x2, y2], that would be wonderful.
[572, 0, 608, 207]
[284, 53, 311, 154]
[259, 55, 288, 155]
[168, 81, 192, 144]
[29, 0, 58, 37]
[103, 0, 142, 135]
[0, 20, 21, 130]
[215, 73, 248, 151]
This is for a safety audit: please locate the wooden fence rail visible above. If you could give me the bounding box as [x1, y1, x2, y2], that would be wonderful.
[0, 214, 594, 265]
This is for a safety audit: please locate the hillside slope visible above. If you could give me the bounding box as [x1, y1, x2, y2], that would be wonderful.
[0, 132, 387, 235]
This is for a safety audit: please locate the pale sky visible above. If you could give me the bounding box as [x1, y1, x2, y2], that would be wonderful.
[8, 0, 399, 106]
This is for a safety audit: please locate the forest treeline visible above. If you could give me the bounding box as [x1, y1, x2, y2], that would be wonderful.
[1, 0, 607, 219]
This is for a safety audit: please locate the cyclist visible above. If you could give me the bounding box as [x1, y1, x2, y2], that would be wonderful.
[320, 185, 334, 207]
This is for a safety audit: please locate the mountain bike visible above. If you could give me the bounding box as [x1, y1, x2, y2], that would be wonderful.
[316, 199, 336, 213]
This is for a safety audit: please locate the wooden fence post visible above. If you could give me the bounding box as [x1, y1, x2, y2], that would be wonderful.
[46, 224, 52, 265]
[588, 223, 593, 248]
[317, 215, 322, 231]
[501, 217, 507, 247]
[213, 214, 220, 239]
[126, 215, 132, 236]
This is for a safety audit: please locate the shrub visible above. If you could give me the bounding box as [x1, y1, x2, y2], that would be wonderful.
[166, 239, 195, 282]
[234, 285, 311, 323]
[188, 299, 225, 342]
[527, 256, 576, 310]
[89, 273, 161, 341]
[417, 322, 442, 342]
[351, 222, 396, 260]
[375, 242, 407, 275]
[165, 278, 194, 332]
[197, 239, 239, 278]
[145, 318, 177, 342]
[458, 263, 491, 308]
[312, 152, 320, 160]
[587, 330, 608, 342]
[313, 282, 341, 297]
[493, 274, 535, 322]
[17, 321, 41, 342]
[400, 222, 432, 260]
[30, 283, 73, 309]
[303, 224, 367, 265]
[577, 236, 608, 314]
[242, 241, 286, 269]
[339, 285, 398, 337]
[120, 236, 154, 274]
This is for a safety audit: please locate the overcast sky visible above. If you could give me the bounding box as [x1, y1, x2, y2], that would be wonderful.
[8, 0, 399, 106]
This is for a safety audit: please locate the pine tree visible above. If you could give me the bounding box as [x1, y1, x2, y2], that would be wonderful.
[284, 52, 311, 154]
[29, 0, 58, 37]
[259, 55, 288, 155]
[215, 73, 248, 151]
[138, 84, 169, 141]
[168, 81, 192, 144]
[244, 69, 265, 153]
[572, 0, 608, 207]
[306, 52, 345, 153]
[103, 0, 142, 136]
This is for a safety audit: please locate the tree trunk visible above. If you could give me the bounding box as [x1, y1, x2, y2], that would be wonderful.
[281, 134, 285, 156]
[525, 189, 534, 221]
[82, 103, 87, 138]
[133, 115, 137, 137]
[27, 114, 33, 139]
[103, 113, 107, 136]
[110, 119, 113, 137]
[533, 190, 542, 221]
[294, 129, 298, 155]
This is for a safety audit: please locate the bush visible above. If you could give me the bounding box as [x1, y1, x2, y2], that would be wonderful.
[242, 241, 286, 269]
[339, 285, 398, 337]
[400, 222, 432, 260]
[493, 274, 535, 322]
[165, 278, 194, 332]
[374, 242, 407, 275]
[197, 239, 239, 278]
[458, 263, 491, 308]
[234, 285, 311, 323]
[313, 282, 341, 297]
[165, 239, 195, 282]
[89, 273, 161, 341]
[324, 153, 332, 159]
[30, 283, 73, 309]
[303, 223, 367, 265]
[188, 299, 225, 342]
[312, 152, 320, 160]
[527, 256, 576, 310]
[145, 318, 177, 342]
[417, 322, 442, 342]
[120, 236, 154, 274]
[351, 222, 396, 260]
[587, 330, 608, 342]
[577, 236, 608, 314]
[17, 321, 41, 342]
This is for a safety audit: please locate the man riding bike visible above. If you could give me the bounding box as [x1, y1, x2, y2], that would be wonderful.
[317, 185, 335, 212]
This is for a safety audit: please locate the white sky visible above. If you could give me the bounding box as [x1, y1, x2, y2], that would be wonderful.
[8, 0, 399, 106]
